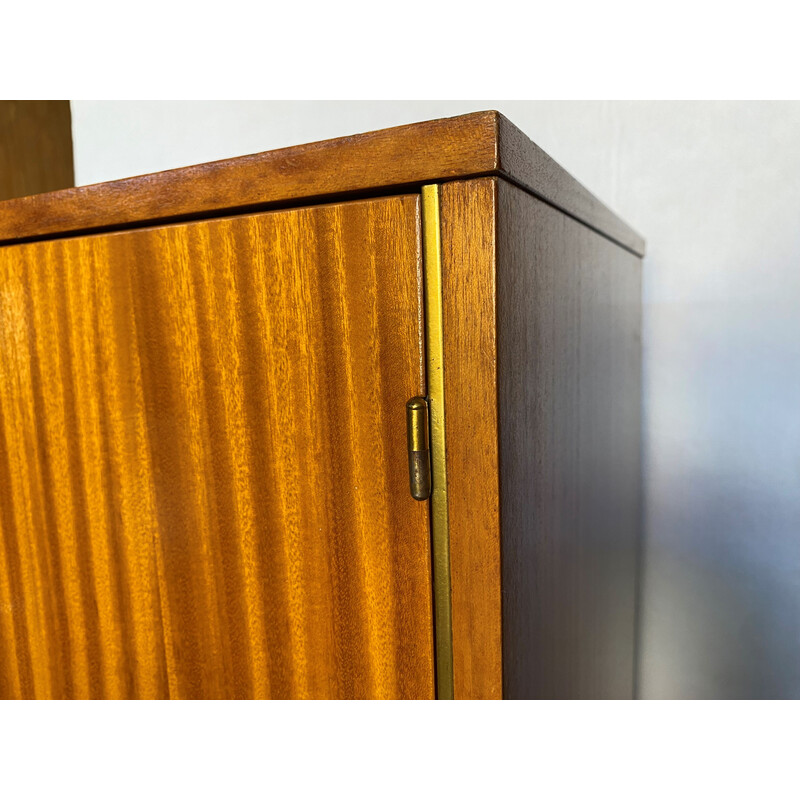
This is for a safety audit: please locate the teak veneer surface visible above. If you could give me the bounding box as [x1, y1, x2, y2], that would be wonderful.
[0, 194, 434, 699]
[0, 111, 644, 256]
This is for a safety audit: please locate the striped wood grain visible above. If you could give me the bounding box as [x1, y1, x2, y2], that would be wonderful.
[440, 179, 503, 699]
[0, 194, 434, 699]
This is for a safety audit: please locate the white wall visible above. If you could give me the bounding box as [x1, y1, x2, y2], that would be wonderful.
[71, 100, 800, 699]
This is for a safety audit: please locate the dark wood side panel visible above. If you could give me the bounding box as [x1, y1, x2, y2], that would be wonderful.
[0, 195, 434, 699]
[0, 101, 74, 201]
[440, 178, 503, 699]
[497, 179, 642, 699]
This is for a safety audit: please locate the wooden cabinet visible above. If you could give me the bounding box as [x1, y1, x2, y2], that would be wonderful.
[0, 111, 644, 699]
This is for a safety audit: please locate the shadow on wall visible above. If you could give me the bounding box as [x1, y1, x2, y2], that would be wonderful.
[639, 298, 800, 699]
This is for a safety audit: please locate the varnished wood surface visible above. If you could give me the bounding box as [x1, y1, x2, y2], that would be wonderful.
[0, 101, 74, 202]
[0, 113, 498, 245]
[0, 195, 434, 699]
[440, 179, 503, 699]
[497, 179, 642, 699]
[0, 111, 644, 257]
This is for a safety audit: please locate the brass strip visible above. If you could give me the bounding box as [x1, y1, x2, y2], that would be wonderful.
[421, 184, 454, 700]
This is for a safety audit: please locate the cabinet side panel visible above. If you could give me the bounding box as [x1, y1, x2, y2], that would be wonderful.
[498, 179, 642, 699]
[440, 179, 503, 699]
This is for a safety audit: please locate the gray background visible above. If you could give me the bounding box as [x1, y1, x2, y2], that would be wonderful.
[70, 101, 800, 699]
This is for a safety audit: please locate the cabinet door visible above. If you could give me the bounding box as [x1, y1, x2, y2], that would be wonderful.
[0, 195, 434, 699]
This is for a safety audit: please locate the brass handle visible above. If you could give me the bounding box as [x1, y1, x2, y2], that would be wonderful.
[406, 397, 431, 500]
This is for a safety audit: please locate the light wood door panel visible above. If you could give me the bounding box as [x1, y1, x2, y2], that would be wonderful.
[0, 195, 434, 699]
[0, 223, 168, 699]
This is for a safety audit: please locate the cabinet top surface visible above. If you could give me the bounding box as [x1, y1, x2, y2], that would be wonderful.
[0, 110, 644, 256]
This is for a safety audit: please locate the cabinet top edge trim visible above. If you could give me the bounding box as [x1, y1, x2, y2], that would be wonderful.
[0, 110, 645, 256]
